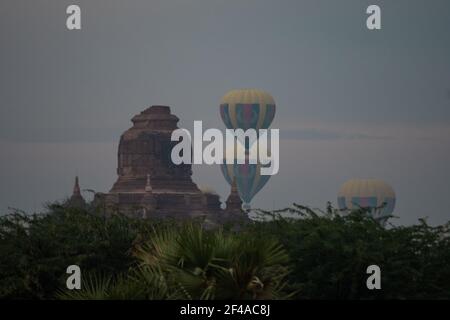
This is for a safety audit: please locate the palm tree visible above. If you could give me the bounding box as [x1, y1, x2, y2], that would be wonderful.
[133, 223, 292, 300]
[58, 222, 292, 300]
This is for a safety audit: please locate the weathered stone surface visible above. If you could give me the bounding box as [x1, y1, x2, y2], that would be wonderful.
[83, 105, 251, 224]
[98, 105, 223, 219]
[110, 106, 199, 194]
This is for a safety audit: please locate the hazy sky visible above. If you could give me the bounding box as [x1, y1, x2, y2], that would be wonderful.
[1, 0, 449, 225]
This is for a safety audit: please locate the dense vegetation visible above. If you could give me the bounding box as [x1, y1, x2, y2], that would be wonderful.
[1, 203, 449, 299]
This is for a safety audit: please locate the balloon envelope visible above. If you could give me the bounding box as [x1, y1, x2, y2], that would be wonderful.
[220, 140, 271, 206]
[337, 179, 396, 221]
[220, 89, 276, 131]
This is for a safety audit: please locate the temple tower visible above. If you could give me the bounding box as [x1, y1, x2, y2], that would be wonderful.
[99, 105, 222, 219]
[67, 176, 86, 208]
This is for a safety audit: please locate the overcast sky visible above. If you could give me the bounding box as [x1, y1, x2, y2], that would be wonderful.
[1, 0, 449, 225]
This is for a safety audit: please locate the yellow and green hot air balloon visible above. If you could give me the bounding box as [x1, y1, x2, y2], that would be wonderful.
[220, 89, 276, 133]
[220, 138, 271, 210]
[219, 89, 276, 210]
[337, 179, 396, 224]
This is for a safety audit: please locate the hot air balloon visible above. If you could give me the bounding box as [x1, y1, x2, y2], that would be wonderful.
[337, 179, 396, 224]
[220, 89, 276, 148]
[220, 138, 271, 210]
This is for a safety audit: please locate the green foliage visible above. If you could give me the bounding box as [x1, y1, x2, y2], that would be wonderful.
[0, 205, 157, 299]
[1, 202, 450, 300]
[132, 223, 291, 300]
[58, 273, 146, 300]
[250, 204, 450, 299]
[58, 223, 291, 300]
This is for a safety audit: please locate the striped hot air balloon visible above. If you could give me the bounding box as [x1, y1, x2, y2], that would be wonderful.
[337, 179, 396, 224]
[219, 89, 276, 210]
[220, 138, 271, 210]
[220, 89, 276, 136]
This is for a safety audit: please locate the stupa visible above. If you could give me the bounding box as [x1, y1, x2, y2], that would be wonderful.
[94, 105, 223, 220]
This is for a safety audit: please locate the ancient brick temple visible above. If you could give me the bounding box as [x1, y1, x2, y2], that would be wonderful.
[91, 105, 244, 221]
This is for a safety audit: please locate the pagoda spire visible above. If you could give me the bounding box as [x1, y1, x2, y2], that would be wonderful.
[67, 176, 86, 208]
[225, 178, 243, 213]
[145, 174, 152, 192]
[73, 176, 81, 196]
